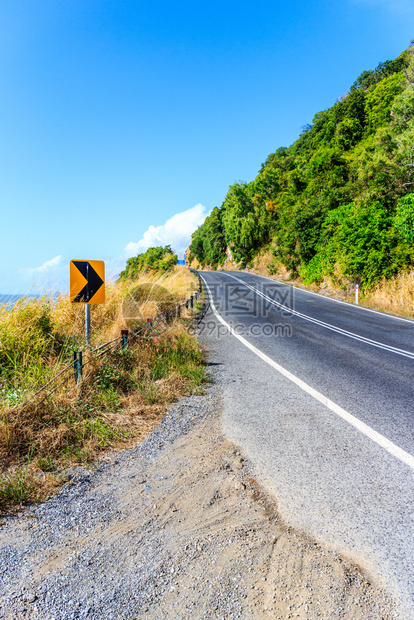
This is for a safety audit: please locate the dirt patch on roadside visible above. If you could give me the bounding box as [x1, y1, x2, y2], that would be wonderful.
[0, 408, 395, 619]
[133, 416, 395, 619]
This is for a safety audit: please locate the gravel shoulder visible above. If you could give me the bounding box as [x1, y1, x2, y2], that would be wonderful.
[0, 364, 396, 619]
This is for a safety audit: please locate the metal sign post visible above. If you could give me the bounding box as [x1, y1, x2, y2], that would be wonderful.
[70, 260, 105, 346]
[85, 305, 91, 346]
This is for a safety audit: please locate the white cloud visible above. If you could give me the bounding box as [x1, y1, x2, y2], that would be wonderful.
[105, 256, 130, 282]
[15, 255, 66, 294]
[23, 255, 63, 274]
[125, 204, 209, 257]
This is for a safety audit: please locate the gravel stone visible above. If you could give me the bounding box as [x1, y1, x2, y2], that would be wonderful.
[0, 363, 396, 619]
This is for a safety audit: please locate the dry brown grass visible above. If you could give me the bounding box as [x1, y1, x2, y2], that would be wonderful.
[47, 266, 198, 343]
[362, 271, 414, 318]
[249, 249, 274, 276]
[0, 269, 206, 511]
[220, 247, 414, 319]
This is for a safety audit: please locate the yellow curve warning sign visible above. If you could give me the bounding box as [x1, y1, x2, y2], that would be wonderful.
[70, 260, 105, 304]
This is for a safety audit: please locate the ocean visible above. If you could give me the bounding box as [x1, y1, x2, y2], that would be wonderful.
[0, 294, 56, 308]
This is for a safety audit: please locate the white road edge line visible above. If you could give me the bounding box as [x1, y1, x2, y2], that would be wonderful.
[241, 271, 414, 325]
[202, 278, 414, 471]
[224, 272, 414, 359]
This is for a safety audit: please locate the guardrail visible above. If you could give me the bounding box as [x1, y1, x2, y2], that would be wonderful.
[19, 272, 204, 406]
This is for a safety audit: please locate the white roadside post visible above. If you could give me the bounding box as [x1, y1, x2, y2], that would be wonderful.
[355, 283, 359, 305]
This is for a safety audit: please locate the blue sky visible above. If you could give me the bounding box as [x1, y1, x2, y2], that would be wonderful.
[0, 0, 413, 294]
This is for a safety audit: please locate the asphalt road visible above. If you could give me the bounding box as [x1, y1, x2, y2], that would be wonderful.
[198, 270, 414, 619]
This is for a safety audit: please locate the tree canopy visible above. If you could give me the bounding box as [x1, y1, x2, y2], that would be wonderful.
[119, 246, 177, 280]
[189, 45, 414, 288]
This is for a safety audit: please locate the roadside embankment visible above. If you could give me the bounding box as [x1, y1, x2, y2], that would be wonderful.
[194, 250, 414, 320]
[0, 362, 395, 619]
[0, 267, 398, 619]
[0, 267, 205, 510]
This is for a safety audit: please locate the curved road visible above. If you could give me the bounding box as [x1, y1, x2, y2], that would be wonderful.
[198, 270, 414, 619]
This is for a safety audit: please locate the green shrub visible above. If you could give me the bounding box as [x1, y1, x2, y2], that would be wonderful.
[188, 44, 414, 284]
[395, 193, 414, 243]
[302, 202, 412, 287]
[119, 246, 177, 280]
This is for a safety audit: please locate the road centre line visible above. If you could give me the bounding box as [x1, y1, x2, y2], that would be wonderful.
[252, 272, 414, 325]
[202, 278, 414, 471]
[224, 273, 414, 360]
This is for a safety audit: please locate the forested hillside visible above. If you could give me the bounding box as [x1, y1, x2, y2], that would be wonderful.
[119, 246, 177, 280]
[190, 44, 414, 289]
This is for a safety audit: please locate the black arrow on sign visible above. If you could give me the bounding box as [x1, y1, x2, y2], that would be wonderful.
[72, 261, 104, 303]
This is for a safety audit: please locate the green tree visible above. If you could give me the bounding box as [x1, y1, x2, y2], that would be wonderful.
[119, 246, 177, 280]
[188, 43, 414, 286]
[395, 193, 414, 242]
